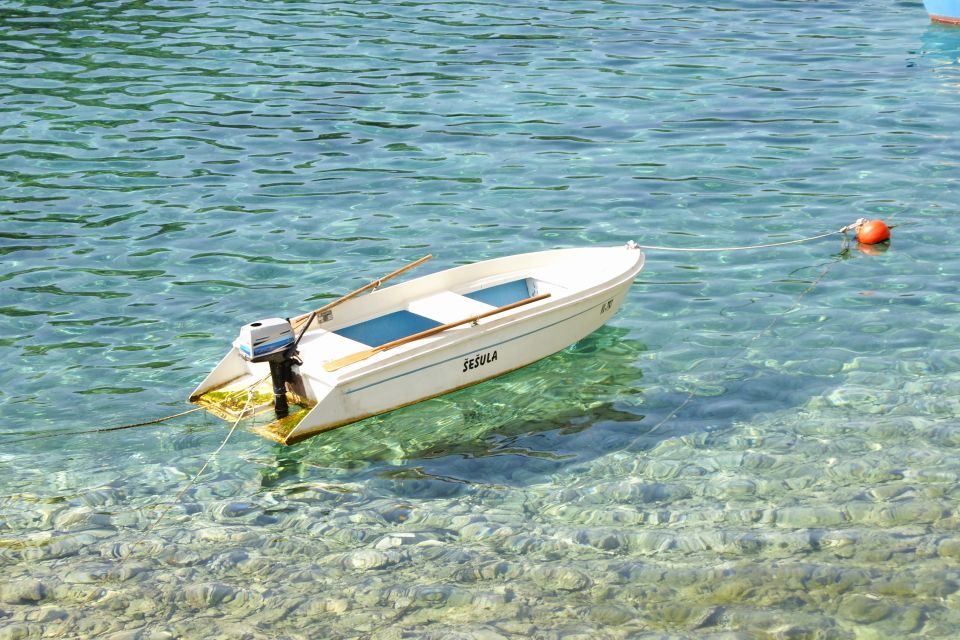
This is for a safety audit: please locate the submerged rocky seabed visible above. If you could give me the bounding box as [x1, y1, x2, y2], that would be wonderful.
[3, 348, 959, 639]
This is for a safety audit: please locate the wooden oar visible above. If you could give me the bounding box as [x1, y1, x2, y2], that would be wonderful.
[291, 254, 432, 341]
[323, 292, 551, 372]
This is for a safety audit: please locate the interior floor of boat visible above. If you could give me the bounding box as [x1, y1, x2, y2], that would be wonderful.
[296, 275, 567, 367]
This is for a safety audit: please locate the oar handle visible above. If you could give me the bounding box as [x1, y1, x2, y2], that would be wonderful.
[291, 254, 432, 336]
[323, 292, 551, 373]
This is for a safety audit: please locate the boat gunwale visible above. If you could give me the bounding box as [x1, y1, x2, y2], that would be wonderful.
[326, 247, 645, 381]
[299, 246, 638, 336]
[929, 12, 960, 24]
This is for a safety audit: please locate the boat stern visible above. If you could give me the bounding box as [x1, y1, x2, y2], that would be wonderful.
[188, 344, 320, 441]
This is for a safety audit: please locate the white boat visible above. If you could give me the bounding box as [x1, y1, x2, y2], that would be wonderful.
[189, 242, 645, 444]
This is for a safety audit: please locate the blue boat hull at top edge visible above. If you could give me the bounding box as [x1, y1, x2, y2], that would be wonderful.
[924, 0, 960, 24]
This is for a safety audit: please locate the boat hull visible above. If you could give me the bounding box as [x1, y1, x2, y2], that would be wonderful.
[191, 243, 644, 444]
[283, 275, 634, 443]
[924, 0, 960, 24]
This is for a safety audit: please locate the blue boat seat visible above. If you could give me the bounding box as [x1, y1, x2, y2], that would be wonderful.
[333, 310, 441, 348]
[463, 278, 532, 307]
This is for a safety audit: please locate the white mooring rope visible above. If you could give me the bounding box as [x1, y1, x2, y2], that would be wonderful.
[637, 230, 841, 253]
[636, 219, 867, 253]
[618, 220, 870, 451]
[134, 389, 254, 549]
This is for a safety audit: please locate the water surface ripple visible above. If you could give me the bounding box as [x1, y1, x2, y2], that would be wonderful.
[1, 0, 959, 637]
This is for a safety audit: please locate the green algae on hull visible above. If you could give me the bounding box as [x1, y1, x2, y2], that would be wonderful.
[195, 387, 314, 443]
[258, 405, 312, 440]
[197, 389, 274, 414]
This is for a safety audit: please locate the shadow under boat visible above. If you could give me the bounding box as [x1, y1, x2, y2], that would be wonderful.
[251, 309, 844, 489]
[254, 326, 649, 487]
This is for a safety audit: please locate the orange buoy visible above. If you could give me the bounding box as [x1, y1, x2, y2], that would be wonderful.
[856, 219, 890, 245]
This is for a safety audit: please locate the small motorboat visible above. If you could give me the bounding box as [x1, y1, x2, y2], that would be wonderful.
[189, 242, 644, 444]
[924, 0, 960, 24]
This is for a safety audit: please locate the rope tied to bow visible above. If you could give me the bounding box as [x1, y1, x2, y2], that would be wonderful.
[636, 219, 887, 253]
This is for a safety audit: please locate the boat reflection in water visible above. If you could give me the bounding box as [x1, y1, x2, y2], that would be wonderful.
[254, 326, 649, 487]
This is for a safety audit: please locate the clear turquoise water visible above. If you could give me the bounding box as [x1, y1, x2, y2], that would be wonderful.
[2, 0, 959, 637]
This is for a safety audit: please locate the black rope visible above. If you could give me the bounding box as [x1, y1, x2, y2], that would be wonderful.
[0, 407, 204, 446]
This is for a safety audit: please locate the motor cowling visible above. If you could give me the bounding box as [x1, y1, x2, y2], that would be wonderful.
[234, 318, 298, 418]
[234, 317, 295, 363]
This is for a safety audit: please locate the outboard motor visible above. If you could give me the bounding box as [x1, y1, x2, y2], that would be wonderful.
[234, 318, 298, 418]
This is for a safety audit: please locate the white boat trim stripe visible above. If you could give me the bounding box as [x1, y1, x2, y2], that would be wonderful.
[344, 302, 599, 395]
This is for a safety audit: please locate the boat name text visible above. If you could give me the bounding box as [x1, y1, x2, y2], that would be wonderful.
[463, 350, 498, 372]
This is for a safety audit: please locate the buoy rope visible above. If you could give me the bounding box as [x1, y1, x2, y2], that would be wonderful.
[638, 230, 839, 253]
[624, 218, 882, 441]
[134, 389, 253, 548]
[623, 253, 841, 448]
[637, 221, 865, 253]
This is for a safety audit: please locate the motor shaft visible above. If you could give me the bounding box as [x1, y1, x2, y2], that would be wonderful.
[268, 358, 291, 418]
